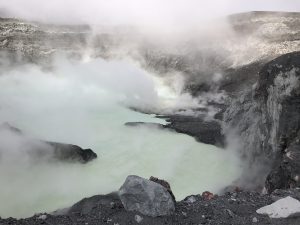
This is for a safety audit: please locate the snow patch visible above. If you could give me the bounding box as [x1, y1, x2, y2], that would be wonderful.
[256, 196, 300, 219]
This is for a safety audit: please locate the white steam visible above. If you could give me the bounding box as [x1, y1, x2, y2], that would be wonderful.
[1, 0, 299, 28]
[0, 126, 54, 165]
[0, 56, 242, 218]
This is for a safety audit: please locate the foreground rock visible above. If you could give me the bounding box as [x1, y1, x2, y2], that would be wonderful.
[118, 175, 175, 217]
[2, 189, 300, 225]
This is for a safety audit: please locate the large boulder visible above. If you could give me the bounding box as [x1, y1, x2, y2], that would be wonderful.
[149, 176, 176, 202]
[66, 192, 122, 215]
[118, 175, 175, 217]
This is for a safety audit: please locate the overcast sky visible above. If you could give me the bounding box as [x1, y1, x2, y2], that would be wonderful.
[1, 0, 300, 26]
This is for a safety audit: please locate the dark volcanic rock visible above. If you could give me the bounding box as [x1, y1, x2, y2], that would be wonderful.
[163, 115, 225, 147]
[118, 175, 175, 217]
[220, 61, 264, 97]
[46, 142, 97, 163]
[149, 176, 176, 202]
[255, 52, 300, 193]
[223, 52, 300, 191]
[0, 123, 97, 163]
[124, 122, 164, 129]
[2, 188, 300, 225]
[0, 122, 22, 133]
[67, 192, 123, 215]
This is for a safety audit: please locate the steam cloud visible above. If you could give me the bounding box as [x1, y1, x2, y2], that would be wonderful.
[0, 56, 241, 218]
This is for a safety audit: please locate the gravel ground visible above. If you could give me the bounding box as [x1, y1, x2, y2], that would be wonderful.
[1, 189, 300, 225]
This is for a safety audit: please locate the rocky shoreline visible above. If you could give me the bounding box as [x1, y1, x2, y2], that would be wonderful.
[1, 177, 300, 225]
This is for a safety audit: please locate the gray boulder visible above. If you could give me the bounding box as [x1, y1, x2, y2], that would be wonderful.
[118, 175, 175, 217]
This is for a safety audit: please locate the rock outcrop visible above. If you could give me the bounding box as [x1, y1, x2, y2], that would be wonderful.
[258, 52, 300, 193]
[124, 122, 164, 129]
[222, 52, 300, 191]
[118, 175, 175, 217]
[163, 115, 225, 147]
[46, 142, 97, 163]
[0, 123, 97, 163]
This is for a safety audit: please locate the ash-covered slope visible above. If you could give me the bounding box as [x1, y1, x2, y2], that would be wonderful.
[228, 12, 300, 61]
[1, 11, 299, 103]
[1, 11, 300, 70]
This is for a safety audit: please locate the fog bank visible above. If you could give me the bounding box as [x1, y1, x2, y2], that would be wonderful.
[1, 0, 299, 29]
[0, 57, 242, 218]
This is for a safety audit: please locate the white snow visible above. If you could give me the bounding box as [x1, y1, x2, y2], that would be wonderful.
[256, 196, 300, 219]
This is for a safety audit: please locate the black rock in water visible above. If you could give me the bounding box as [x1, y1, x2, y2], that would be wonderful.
[46, 142, 97, 163]
[124, 122, 164, 129]
[0, 123, 97, 164]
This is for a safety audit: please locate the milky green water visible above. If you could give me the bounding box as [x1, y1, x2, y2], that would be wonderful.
[0, 59, 242, 218]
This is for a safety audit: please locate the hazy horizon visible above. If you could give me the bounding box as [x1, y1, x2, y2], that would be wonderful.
[1, 0, 299, 27]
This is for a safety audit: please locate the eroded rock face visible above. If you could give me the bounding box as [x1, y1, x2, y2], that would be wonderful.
[223, 52, 300, 191]
[257, 52, 300, 193]
[118, 175, 175, 217]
